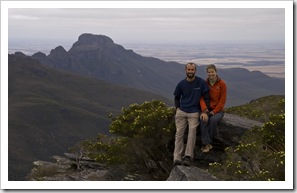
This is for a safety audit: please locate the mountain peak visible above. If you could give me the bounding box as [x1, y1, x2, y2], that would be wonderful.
[49, 46, 67, 55]
[72, 33, 114, 48]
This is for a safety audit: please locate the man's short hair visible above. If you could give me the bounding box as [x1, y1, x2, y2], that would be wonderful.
[185, 62, 196, 70]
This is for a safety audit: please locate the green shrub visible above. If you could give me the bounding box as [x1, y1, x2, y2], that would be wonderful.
[226, 95, 284, 122]
[83, 100, 176, 180]
[209, 100, 285, 181]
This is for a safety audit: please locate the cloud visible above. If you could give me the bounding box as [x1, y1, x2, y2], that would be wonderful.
[8, 8, 285, 44]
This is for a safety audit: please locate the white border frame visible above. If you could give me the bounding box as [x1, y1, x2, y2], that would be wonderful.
[1, 0, 294, 190]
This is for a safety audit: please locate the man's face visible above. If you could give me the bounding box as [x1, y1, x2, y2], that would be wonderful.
[186, 65, 196, 79]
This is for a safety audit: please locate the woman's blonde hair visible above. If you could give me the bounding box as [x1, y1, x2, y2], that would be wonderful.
[206, 64, 217, 72]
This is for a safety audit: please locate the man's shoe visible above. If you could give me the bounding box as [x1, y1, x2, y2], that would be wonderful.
[182, 156, 192, 166]
[202, 144, 213, 153]
[173, 160, 182, 166]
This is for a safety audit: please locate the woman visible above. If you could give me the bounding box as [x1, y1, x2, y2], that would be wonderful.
[199, 64, 227, 153]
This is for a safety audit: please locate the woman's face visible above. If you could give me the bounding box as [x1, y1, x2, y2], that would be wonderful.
[207, 68, 217, 80]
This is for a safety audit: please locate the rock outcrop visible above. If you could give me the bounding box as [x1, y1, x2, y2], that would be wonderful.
[26, 153, 130, 181]
[167, 166, 218, 181]
[166, 113, 263, 180]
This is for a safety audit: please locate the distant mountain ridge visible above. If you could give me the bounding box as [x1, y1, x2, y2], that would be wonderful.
[30, 33, 285, 107]
[32, 33, 184, 102]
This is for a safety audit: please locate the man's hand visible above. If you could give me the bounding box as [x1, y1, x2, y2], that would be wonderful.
[200, 112, 209, 122]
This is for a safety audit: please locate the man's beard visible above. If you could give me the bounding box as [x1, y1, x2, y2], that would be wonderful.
[186, 73, 195, 79]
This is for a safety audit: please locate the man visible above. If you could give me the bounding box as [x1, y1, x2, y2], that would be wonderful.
[173, 62, 210, 166]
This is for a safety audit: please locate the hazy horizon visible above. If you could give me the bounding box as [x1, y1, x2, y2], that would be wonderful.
[8, 36, 285, 79]
[8, 35, 285, 54]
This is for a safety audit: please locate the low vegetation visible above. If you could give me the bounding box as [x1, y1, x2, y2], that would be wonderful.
[225, 95, 285, 122]
[209, 95, 285, 180]
[27, 95, 285, 181]
[66, 95, 285, 181]
[76, 100, 176, 180]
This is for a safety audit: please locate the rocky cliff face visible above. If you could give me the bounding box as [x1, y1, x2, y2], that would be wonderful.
[26, 113, 262, 181]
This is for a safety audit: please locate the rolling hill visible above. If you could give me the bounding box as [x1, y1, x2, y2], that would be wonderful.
[8, 53, 172, 180]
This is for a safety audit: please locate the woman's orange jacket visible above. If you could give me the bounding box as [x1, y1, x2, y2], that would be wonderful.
[200, 77, 227, 114]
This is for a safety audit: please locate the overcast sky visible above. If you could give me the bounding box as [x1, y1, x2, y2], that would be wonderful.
[7, 3, 285, 46]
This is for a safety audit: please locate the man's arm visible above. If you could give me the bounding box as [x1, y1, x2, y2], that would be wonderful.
[174, 95, 181, 109]
[203, 91, 210, 110]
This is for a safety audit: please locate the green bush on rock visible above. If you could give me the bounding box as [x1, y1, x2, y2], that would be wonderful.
[208, 98, 285, 181]
[84, 100, 176, 180]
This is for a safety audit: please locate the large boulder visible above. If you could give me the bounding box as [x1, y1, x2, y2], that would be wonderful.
[167, 165, 217, 181]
